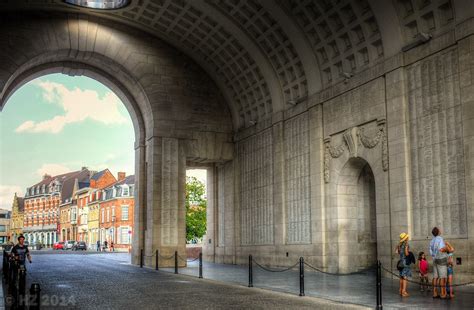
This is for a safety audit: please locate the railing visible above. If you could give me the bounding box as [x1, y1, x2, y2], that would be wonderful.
[138, 250, 474, 309]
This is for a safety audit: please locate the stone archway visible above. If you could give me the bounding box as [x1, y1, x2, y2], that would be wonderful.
[336, 158, 377, 272]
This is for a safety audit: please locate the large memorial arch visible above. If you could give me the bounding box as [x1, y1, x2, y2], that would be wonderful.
[0, 0, 473, 280]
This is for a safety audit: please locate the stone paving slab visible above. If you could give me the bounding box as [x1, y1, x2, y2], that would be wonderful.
[160, 260, 474, 310]
[8, 253, 368, 309]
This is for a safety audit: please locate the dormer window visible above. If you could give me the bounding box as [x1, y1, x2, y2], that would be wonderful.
[122, 186, 129, 196]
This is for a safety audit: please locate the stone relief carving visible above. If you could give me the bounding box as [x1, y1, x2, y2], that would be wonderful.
[324, 119, 388, 183]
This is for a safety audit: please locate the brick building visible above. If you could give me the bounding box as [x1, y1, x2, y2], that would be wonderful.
[23, 170, 92, 246]
[100, 174, 134, 251]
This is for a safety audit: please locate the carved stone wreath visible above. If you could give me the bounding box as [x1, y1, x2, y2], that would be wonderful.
[324, 119, 388, 183]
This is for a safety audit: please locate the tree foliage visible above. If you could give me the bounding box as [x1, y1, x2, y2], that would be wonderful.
[186, 176, 207, 242]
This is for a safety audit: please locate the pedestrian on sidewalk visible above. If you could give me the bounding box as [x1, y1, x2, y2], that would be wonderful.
[110, 241, 114, 252]
[96, 240, 100, 252]
[11, 235, 32, 267]
[396, 232, 411, 297]
[445, 241, 455, 299]
[104, 240, 108, 252]
[430, 227, 448, 299]
[418, 252, 430, 292]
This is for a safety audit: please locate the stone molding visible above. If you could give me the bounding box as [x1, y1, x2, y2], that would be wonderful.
[324, 119, 387, 183]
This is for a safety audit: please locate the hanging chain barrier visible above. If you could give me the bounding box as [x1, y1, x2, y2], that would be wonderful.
[304, 261, 377, 276]
[177, 254, 199, 263]
[380, 264, 474, 287]
[253, 259, 299, 273]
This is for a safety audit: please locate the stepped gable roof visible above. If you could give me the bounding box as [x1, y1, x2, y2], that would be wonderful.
[60, 169, 92, 204]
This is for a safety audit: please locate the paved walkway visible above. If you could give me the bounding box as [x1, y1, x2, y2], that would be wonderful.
[4, 252, 367, 309]
[160, 259, 474, 310]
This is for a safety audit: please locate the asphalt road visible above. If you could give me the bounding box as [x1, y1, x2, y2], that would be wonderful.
[11, 252, 367, 310]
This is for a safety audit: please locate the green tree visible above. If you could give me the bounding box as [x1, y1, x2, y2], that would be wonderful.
[186, 176, 207, 242]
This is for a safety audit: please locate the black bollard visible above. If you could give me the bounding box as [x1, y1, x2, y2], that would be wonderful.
[199, 252, 203, 279]
[29, 283, 41, 310]
[299, 257, 305, 296]
[174, 251, 178, 274]
[140, 249, 144, 268]
[155, 250, 159, 271]
[376, 260, 383, 309]
[19, 267, 26, 306]
[248, 255, 253, 287]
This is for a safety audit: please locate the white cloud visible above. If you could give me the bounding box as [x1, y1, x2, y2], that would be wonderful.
[36, 163, 72, 177]
[0, 185, 23, 210]
[15, 81, 128, 134]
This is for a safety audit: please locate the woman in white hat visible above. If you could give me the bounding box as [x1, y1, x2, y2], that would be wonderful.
[396, 232, 411, 297]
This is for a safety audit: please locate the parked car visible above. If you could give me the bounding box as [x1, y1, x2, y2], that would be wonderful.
[64, 240, 76, 250]
[72, 241, 87, 251]
[53, 242, 65, 250]
[30, 241, 43, 250]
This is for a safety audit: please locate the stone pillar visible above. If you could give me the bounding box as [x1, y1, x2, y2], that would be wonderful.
[132, 142, 146, 265]
[144, 136, 186, 267]
[385, 68, 411, 269]
[203, 166, 216, 262]
[458, 34, 474, 280]
[272, 121, 285, 249]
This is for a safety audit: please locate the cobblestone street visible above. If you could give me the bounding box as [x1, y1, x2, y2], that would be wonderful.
[13, 252, 366, 309]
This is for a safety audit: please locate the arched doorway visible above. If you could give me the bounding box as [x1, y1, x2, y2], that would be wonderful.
[336, 157, 377, 272]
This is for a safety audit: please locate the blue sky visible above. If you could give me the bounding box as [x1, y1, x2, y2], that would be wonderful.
[0, 74, 135, 210]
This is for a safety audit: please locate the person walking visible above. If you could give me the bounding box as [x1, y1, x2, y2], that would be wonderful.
[96, 240, 100, 252]
[396, 232, 411, 297]
[430, 227, 448, 299]
[110, 241, 114, 252]
[104, 240, 108, 252]
[11, 235, 32, 267]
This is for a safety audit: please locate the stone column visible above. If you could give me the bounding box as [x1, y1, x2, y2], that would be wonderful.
[144, 136, 186, 267]
[385, 68, 411, 269]
[132, 142, 146, 264]
[458, 34, 474, 280]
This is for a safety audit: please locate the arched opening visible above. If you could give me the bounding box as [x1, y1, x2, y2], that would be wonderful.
[336, 157, 377, 272]
[1, 71, 140, 256]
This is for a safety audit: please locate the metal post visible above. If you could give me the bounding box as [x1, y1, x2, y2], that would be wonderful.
[199, 252, 203, 279]
[140, 249, 143, 268]
[248, 255, 253, 287]
[299, 257, 305, 296]
[155, 250, 159, 271]
[29, 283, 41, 310]
[19, 267, 26, 307]
[174, 251, 178, 274]
[376, 260, 383, 309]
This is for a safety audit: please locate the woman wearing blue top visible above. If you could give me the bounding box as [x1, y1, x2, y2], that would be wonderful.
[397, 232, 411, 297]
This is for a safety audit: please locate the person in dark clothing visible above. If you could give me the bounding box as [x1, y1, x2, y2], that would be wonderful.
[96, 240, 100, 252]
[103, 240, 108, 252]
[11, 235, 32, 266]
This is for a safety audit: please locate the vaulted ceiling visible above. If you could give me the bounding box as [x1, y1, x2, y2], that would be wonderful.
[0, 0, 463, 129]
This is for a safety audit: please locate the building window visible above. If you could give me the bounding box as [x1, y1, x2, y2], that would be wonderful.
[121, 227, 130, 244]
[122, 186, 129, 196]
[107, 209, 110, 222]
[101, 209, 105, 223]
[0, 225, 5, 232]
[121, 206, 129, 221]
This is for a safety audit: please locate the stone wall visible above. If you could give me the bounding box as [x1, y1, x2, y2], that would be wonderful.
[209, 27, 474, 280]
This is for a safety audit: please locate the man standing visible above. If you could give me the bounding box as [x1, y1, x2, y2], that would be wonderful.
[11, 235, 32, 267]
[430, 227, 448, 299]
[96, 240, 100, 252]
